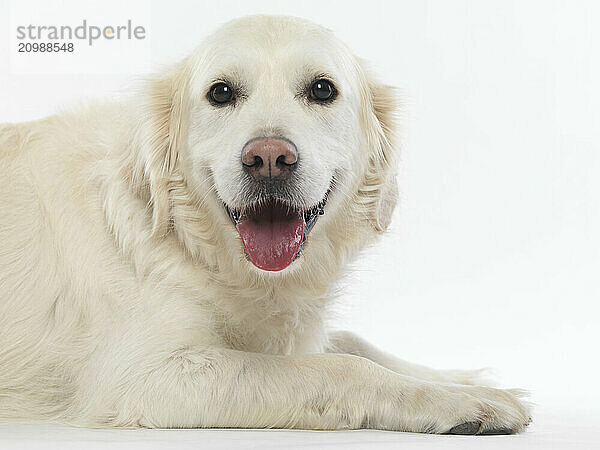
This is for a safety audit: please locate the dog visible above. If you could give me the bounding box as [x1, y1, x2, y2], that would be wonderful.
[0, 15, 531, 434]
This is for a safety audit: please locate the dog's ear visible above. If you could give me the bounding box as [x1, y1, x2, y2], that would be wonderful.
[357, 63, 399, 232]
[134, 61, 191, 236]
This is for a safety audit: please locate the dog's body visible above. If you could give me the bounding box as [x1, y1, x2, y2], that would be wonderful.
[0, 16, 530, 433]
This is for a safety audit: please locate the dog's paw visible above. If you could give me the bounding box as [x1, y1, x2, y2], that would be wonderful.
[429, 385, 532, 435]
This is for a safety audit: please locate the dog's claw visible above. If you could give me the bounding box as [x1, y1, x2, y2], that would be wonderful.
[480, 427, 515, 435]
[446, 421, 481, 435]
[447, 421, 521, 435]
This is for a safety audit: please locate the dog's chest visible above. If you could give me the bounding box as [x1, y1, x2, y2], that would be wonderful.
[216, 300, 327, 356]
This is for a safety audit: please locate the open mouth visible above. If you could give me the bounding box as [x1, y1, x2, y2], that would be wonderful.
[225, 194, 328, 272]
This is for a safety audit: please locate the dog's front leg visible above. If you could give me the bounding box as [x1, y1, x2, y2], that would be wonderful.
[87, 347, 530, 434]
[327, 330, 498, 386]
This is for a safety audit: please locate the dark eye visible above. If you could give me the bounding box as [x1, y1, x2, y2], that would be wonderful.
[309, 79, 336, 102]
[209, 82, 234, 105]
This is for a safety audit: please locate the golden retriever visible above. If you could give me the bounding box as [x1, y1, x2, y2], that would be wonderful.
[0, 15, 530, 434]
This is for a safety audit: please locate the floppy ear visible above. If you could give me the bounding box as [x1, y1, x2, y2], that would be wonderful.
[134, 61, 191, 236]
[357, 64, 399, 232]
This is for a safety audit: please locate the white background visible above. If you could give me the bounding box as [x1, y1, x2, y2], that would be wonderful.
[1, 0, 599, 448]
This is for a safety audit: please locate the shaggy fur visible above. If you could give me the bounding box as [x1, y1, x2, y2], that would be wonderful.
[0, 16, 530, 433]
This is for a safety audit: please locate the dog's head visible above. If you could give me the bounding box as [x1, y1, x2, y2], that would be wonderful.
[134, 15, 398, 277]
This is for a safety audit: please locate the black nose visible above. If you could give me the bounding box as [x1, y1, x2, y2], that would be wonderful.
[241, 137, 298, 180]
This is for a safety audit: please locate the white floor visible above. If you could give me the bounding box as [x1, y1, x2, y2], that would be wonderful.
[0, 408, 596, 450]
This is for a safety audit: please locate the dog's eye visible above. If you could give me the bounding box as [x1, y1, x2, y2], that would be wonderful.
[209, 82, 234, 105]
[309, 79, 336, 102]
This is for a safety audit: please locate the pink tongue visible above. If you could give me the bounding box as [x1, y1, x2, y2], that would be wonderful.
[236, 204, 305, 271]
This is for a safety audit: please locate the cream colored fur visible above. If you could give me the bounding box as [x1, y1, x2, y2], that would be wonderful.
[0, 16, 530, 433]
